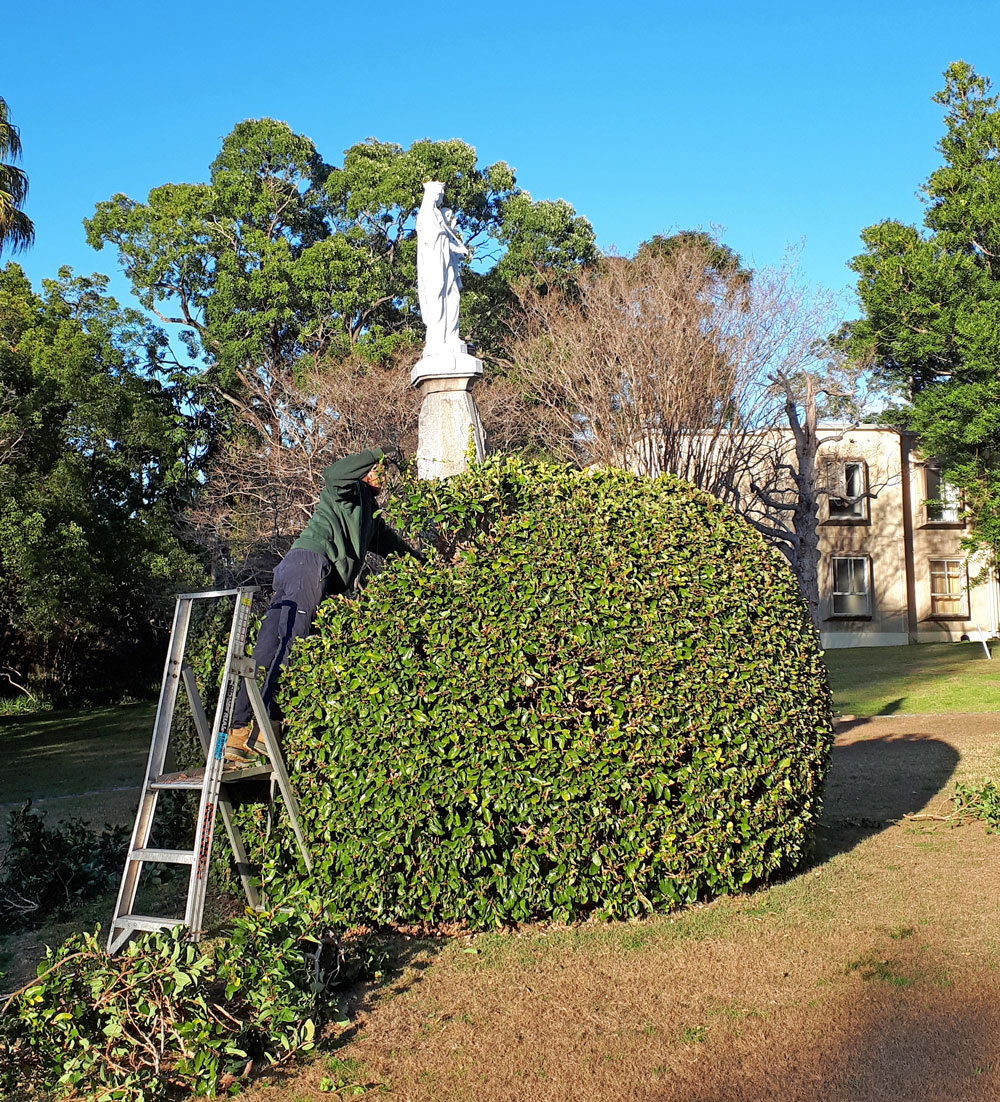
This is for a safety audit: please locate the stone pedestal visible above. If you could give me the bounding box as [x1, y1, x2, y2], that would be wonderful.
[412, 344, 486, 480]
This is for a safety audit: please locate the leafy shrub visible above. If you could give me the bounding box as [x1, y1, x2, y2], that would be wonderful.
[0, 899, 341, 1100]
[264, 457, 833, 929]
[0, 805, 128, 931]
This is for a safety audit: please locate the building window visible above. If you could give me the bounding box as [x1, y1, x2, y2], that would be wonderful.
[827, 461, 867, 521]
[929, 559, 968, 618]
[924, 467, 962, 524]
[831, 556, 872, 617]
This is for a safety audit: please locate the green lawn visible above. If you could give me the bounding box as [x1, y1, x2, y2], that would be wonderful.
[824, 640, 1000, 716]
[0, 703, 155, 803]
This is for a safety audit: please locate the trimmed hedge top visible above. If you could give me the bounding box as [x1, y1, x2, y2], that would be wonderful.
[268, 457, 833, 928]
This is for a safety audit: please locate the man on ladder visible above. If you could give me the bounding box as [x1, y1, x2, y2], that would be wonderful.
[108, 448, 422, 952]
[226, 447, 422, 763]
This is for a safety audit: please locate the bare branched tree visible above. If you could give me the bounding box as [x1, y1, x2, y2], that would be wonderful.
[188, 237, 880, 623]
[502, 241, 791, 487]
[186, 340, 557, 583]
[501, 240, 876, 623]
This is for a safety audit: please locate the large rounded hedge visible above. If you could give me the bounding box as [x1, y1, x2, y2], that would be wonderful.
[266, 457, 832, 928]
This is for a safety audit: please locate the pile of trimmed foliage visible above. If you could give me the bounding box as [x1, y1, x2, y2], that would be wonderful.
[267, 458, 833, 928]
[954, 779, 1000, 831]
[0, 900, 341, 1100]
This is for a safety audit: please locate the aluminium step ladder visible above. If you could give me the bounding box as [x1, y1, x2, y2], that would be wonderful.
[107, 586, 312, 955]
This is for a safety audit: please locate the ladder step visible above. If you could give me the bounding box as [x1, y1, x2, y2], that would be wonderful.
[131, 847, 195, 865]
[113, 914, 183, 934]
[221, 762, 273, 782]
[149, 762, 272, 791]
[151, 769, 205, 790]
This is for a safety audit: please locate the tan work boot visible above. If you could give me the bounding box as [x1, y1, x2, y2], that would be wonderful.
[245, 724, 272, 760]
[224, 725, 255, 764]
[231, 722, 275, 760]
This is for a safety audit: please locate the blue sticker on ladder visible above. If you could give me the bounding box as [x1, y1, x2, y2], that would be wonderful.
[214, 731, 227, 760]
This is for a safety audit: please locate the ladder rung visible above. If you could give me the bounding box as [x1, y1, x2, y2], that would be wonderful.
[131, 848, 195, 865]
[151, 769, 205, 790]
[113, 914, 183, 933]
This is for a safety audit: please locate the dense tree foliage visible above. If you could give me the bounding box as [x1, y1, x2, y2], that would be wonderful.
[0, 264, 204, 700]
[0, 95, 33, 256]
[848, 61, 1000, 550]
[85, 121, 597, 394]
[0, 123, 596, 699]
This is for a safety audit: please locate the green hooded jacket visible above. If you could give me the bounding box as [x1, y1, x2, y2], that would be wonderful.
[291, 449, 416, 590]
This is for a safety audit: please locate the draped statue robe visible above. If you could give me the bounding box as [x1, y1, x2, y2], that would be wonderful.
[416, 182, 467, 351]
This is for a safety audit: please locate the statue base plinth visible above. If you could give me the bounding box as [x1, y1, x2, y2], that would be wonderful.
[411, 342, 484, 387]
[414, 373, 486, 481]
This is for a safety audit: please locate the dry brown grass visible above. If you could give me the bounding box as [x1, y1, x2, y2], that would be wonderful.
[241, 714, 1000, 1102]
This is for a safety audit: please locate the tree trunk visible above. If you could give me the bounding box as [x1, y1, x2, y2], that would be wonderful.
[793, 490, 821, 627]
[788, 379, 822, 627]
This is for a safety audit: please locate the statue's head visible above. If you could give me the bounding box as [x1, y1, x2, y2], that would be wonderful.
[422, 180, 445, 204]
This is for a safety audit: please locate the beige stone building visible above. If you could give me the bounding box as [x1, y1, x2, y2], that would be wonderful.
[814, 427, 999, 649]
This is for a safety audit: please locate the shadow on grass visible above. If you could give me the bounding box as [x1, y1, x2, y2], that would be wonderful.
[815, 730, 960, 862]
[340, 936, 440, 1023]
[0, 703, 155, 738]
[2, 703, 155, 804]
[676, 979, 1000, 1102]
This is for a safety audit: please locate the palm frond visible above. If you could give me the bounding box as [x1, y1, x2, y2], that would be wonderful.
[0, 163, 28, 206]
[0, 96, 23, 162]
[0, 96, 33, 254]
[0, 206, 34, 254]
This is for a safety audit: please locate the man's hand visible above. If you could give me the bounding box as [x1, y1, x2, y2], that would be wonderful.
[379, 444, 404, 470]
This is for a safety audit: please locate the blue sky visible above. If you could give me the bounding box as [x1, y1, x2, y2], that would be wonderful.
[5, 0, 1000, 323]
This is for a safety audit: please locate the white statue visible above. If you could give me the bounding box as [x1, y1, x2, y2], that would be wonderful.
[416, 181, 468, 351]
[411, 181, 485, 479]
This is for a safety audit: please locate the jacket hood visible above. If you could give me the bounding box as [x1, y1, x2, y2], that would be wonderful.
[322, 448, 384, 488]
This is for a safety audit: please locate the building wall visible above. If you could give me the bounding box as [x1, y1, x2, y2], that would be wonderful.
[816, 428, 999, 649]
[908, 459, 997, 645]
